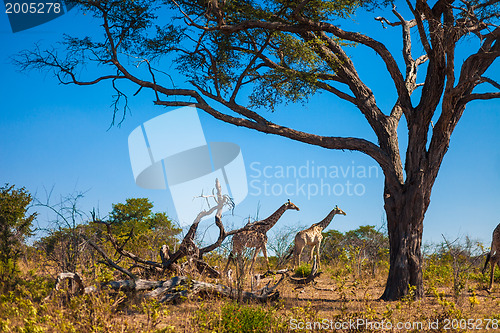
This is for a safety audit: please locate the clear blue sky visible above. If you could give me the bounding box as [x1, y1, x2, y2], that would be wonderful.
[0, 4, 499, 248]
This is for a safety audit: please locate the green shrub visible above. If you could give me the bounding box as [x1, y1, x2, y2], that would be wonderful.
[196, 301, 278, 333]
[0, 184, 36, 292]
[294, 264, 312, 278]
[423, 256, 453, 287]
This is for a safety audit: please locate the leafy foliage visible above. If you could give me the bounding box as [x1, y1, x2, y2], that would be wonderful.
[85, 198, 184, 277]
[34, 196, 181, 282]
[195, 301, 279, 333]
[294, 263, 312, 278]
[15, 0, 377, 114]
[106, 198, 181, 256]
[0, 184, 36, 291]
[322, 225, 388, 262]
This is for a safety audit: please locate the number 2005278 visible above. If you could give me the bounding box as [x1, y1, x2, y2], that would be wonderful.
[442, 318, 499, 330]
[5, 2, 62, 14]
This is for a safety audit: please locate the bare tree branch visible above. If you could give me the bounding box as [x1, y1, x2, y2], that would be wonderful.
[84, 237, 137, 281]
[462, 92, 500, 102]
[479, 76, 500, 90]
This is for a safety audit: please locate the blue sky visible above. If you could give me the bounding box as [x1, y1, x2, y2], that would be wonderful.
[0, 3, 499, 249]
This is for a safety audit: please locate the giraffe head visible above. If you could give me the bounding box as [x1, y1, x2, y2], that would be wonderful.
[333, 205, 346, 216]
[285, 199, 300, 211]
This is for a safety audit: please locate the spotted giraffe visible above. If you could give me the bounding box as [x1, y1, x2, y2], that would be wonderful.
[483, 223, 500, 290]
[292, 205, 346, 268]
[225, 199, 300, 273]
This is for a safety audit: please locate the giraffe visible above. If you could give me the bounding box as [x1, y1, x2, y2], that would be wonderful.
[483, 223, 500, 290]
[225, 199, 300, 274]
[292, 205, 346, 268]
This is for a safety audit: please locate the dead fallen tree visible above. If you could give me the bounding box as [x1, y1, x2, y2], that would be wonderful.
[253, 269, 289, 280]
[144, 274, 286, 303]
[43, 272, 97, 302]
[44, 246, 316, 303]
[44, 270, 286, 303]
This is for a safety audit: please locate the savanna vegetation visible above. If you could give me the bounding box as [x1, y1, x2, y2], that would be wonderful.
[15, 0, 500, 300]
[1, 184, 500, 332]
[5, 0, 500, 329]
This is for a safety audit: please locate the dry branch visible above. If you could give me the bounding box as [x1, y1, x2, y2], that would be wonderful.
[88, 179, 241, 278]
[143, 274, 286, 303]
[45, 271, 286, 303]
[89, 178, 288, 279]
[43, 272, 97, 302]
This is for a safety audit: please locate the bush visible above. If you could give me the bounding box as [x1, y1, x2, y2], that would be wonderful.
[294, 263, 312, 278]
[321, 225, 389, 276]
[105, 198, 181, 261]
[195, 302, 278, 333]
[0, 184, 36, 292]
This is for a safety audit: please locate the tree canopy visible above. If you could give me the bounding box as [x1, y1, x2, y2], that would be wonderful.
[107, 198, 181, 251]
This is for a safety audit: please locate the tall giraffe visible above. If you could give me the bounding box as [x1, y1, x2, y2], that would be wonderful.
[225, 199, 300, 273]
[483, 223, 500, 290]
[292, 205, 346, 268]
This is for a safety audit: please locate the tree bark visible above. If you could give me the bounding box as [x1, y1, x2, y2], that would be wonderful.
[44, 272, 286, 303]
[381, 178, 430, 301]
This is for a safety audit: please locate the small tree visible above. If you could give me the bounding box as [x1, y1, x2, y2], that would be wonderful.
[34, 191, 90, 275]
[0, 184, 36, 291]
[439, 235, 483, 301]
[321, 229, 345, 263]
[268, 225, 302, 265]
[106, 198, 181, 260]
[322, 226, 389, 275]
[344, 225, 389, 276]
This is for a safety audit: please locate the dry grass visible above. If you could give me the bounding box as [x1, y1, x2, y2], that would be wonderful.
[3, 256, 500, 332]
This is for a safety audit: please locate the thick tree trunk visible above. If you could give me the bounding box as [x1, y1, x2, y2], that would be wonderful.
[381, 180, 430, 301]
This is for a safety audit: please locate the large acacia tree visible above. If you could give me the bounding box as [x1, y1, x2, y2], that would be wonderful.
[16, 0, 500, 300]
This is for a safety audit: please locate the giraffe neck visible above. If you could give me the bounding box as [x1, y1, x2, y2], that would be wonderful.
[316, 209, 338, 230]
[259, 203, 288, 232]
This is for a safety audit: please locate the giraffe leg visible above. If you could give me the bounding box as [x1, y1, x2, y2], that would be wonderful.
[317, 235, 322, 268]
[316, 243, 321, 269]
[249, 248, 260, 275]
[224, 251, 234, 273]
[494, 258, 500, 290]
[295, 245, 303, 268]
[309, 244, 315, 264]
[236, 253, 245, 280]
[261, 246, 270, 271]
[293, 245, 298, 268]
[489, 254, 497, 290]
[483, 252, 492, 274]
